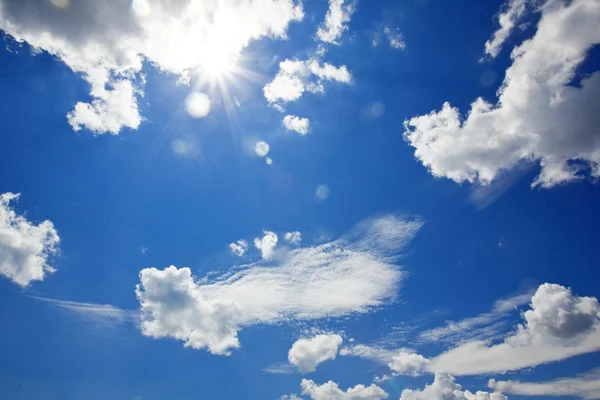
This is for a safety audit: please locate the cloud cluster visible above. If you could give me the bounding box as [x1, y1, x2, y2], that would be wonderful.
[301, 379, 388, 400]
[316, 0, 355, 45]
[401, 373, 507, 400]
[264, 58, 352, 109]
[283, 115, 311, 135]
[388, 352, 430, 376]
[284, 231, 303, 245]
[489, 368, 600, 400]
[135, 215, 422, 355]
[0, 0, 304, 133]
[404, 0, 600, 188]
[288, 334, 343, 373]
[0, 193, 60, 287]
[428, 283, 600, 375]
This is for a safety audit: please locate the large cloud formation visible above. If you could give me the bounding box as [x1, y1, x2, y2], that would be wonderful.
[0, 193, 60, 287]
[0, 0, 304, 134]
[136, 215, 423, 355]
[404, 0, 600, 188]
[429, 283, 600, 375]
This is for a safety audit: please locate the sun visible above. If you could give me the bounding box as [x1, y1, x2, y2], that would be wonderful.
[198, 42, 237, 81]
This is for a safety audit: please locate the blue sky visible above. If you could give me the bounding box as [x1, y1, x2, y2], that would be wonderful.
[0, 0, 599, 399]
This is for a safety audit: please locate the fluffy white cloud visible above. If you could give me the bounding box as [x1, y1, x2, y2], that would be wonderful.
[404, 0, 600, 188]
[428, 283, 600, 376]
[484, 0, 529, 58]
[489, 368, 600, 400]
[0, 0, 304, 133]
[316, 0, 355, 45]
[284, 231, 302, 245]
[301, 379, 388, 400]
[401, 373, 507, 400]
[384, 26, 405, 50]
[288, 334, 343, 373]
[389, 352, 430, 376]
[264, 58, 351, 107]
[135, 215, 422, 355]
[254, 230, 278, 259]
[283, 115, 311, 135]
[229, 240, 248, 256]
[0, 193, 60, 287]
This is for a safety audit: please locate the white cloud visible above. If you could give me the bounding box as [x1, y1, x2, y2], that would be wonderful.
[283, 115, 311, 135]
[388, 352, 430, 376]
[284, 231, 302, 245]
[255, 141, 271, 157]
[281, 395, 304, 400]
[135, 215, 422, 355]
[316, 0, 355, 45]
[401, 373, 507, 400]
[0, 193, 60, 287]
[254, 230, 278, 259]
[419, 292, 533, 345]
[0, 0, 304, 133]
[301, 379, 388, 400]
[31, 296, 137, 327]
[316, 185, 330, 200]
[264, 58, 351, 108]
[404, 0, 600, 188]
[229, 240, 248, 257]
[288, 334, 343, 373]
[428, 283, 600, 376]
[484, 0, 529, 59]
[489, 368, 600, 400]
[384, 26, 405, 50]
[264, 362, 296, 375]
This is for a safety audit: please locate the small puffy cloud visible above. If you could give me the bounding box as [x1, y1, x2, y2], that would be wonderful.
[316, 185, 330, 200]
[254, 231, 278, 259]
[388, 352, 430, 376]
[428, 283, 600, 376]
[384, 26, 405, 50]
[0, 193, 60, 287]
[401, 373, 507, 400]
[135, 215, 422, 355]
[489, 368, 600, 400]
[284, 231, 302, 245]
[229, 240, 248, 257]
[301, 379, 388, 400]
[404, 0, 600, 188]
[264, 58, 351, 108]
[484, 0, 529, 59]
[283, 115, 311, 135]
[288, 334, 343, 373]
[316, 0, 355, 45]
[0, 0, 303, 134]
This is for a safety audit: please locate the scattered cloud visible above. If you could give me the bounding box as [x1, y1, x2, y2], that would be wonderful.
[484, 0, 529, 59]
[340, 345, 427, 377]
[284, 231, 302, 246]
[135, 215, 423, 355]
[301, 379, 388, 400]
[428, 283, 600, 375]
[316, 0, 355, 45]
[418, 291, 533, 345]
[264, 58, 351, 108]
[229, 240, 248, 257]
[283, 115, 311, 135]
[0, 193, 60, 287]
[404, 0, 600, 188]
[254, 231, 278, 259]
[263, 362, 296, 375]
[0, 0, 304, 133]
[340, 344, 414, 364]
[401, 373, 507, 400]
[288, 334, 343, 373]
[388, 352, 430, 376]
[31, 296, 137, 327]
[315, 185, 330, 200]
[384, 26, 405, 50]
[489, 368, 600, 400]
